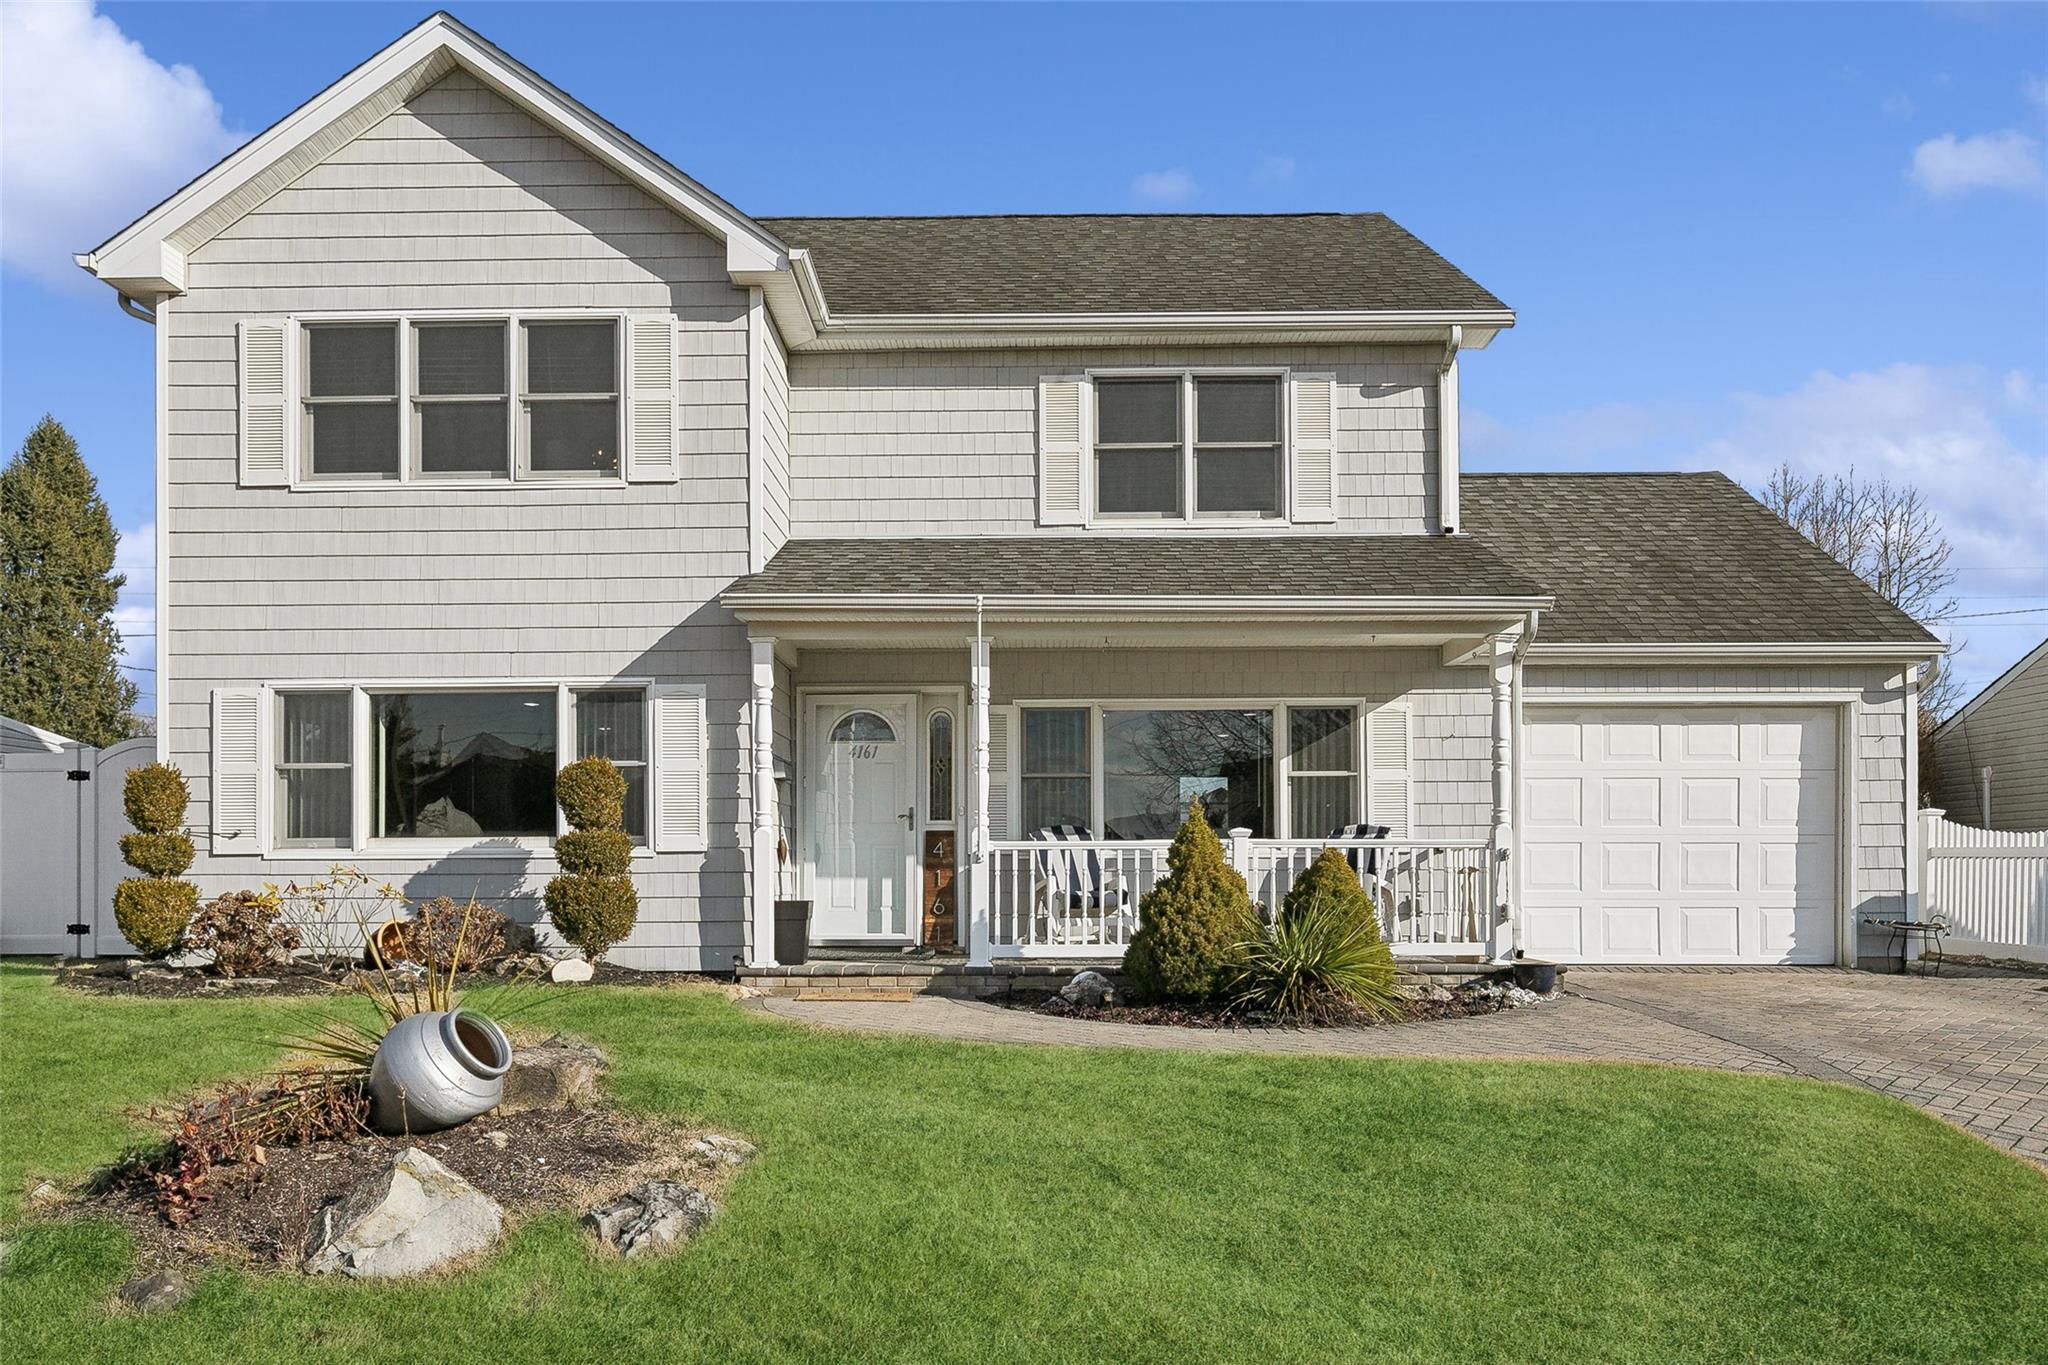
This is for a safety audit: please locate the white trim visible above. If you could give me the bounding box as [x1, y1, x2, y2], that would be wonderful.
[154, 296, 171, 761]
[1932, 636, 2048, 739]
[746, 288, 767, 573]
[1437, 328, 1461, 533]
[1525, 689, 1868, 707]
[78, 13, 785, 294]
[1528, 642, 1941, 664]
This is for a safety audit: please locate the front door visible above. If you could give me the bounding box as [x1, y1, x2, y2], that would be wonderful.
[807, 696, 917, 942]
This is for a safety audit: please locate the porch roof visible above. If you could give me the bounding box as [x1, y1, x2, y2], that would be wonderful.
[725, 534, 1547, 605]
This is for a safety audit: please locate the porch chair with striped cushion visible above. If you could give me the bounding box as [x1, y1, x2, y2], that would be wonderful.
[1027, 825, 1130, 946]
[1326, 822, 1396, 934]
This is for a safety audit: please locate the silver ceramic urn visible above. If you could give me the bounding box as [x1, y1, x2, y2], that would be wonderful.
[368, 1008, 512, 1134]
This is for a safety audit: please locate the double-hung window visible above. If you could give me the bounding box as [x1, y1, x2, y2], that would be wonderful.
[1021, 708, 1091, 832]
[298, 316, 622, 483]
[1287, 706, 1359, 840]
[576, 688, 649, 843]
[1093, 372, 1285, 522]
[275, 691, 352, 847]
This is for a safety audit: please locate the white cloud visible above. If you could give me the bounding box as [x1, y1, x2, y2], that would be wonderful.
[1130, 168, 1197, 206]
[1882, 93, 1916, 120]
[1685, 364, 2048, 695]
[0, 1, 238, 286]
[113, 520, 154, 707]
[1907, 129, 2044, 196]
[1254, 153, 1297, 184]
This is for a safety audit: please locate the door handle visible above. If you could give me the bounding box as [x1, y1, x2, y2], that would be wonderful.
[901, 806, 917, 824]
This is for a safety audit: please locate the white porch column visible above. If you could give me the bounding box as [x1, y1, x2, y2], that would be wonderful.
[747, 636, 778, 969]
[967, 636, 993, 966]
[1488, 634, 1516, 961]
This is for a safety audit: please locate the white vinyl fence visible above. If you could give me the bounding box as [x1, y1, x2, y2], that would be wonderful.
[1921, 808, 2048, 965]
[0, 737, 154, 956]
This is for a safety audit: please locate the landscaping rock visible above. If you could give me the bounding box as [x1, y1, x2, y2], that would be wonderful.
[582, 1180, 717, 1259]
[1060, 970, 1117, 1007]
[549, 958, 595, 984]
[689, 1134, 756, 1167]
[302, 1147, 502, 1279]
[1463, 981, 1545, 1009]
[201, 976, 279, 992]
[1404, 982, 1454, 1004]
[26, 1180, 64, 1212]
[115, 1269, 192, 1313]
[500, 1034, 609, 1113]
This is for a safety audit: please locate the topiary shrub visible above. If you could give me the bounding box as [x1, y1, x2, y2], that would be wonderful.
[115, 763, 198, 959]
[123, 763, 190, 835]
[542, 875, 639, 964]
[118, 832, 194, 879]
[114, 879, 200, 959]
[555, 828, 633, 878]
[185, 890, 300, 977]
[546, 756, 637, 964]
[554, 756, 626, 833]
[1123, 800, 1257, 1002]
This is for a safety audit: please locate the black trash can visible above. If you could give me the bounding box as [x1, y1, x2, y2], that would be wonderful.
[773, 900, 812, 966]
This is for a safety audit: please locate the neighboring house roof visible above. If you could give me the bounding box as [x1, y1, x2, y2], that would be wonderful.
[755, 214, 1508, 317]
[0, 715, 78, 755]
[726, 535, 1546, 602]
[1460, 472, 1940, 647]
[1934, 636, 2048, 740]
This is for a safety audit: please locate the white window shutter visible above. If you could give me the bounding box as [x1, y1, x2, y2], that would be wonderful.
[1038, 376, 1087, 525]
[651, 684, 707, 852]
[237, 320, 293, 487]
[985, 705, 1017, 839]
[624, 314, 680, 483]
[1290, 372, 1336, 523]
[211, 687, 265, 854]
[1365, 699, 1412, 838]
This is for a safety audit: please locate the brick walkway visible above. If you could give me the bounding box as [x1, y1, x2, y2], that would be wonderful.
[755, 967, 2048, 1166]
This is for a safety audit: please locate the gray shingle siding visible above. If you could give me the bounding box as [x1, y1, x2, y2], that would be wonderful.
[788, 344, 1445, 536]
[1931, 645, 2048, 830]
[167, 70, 754, 970]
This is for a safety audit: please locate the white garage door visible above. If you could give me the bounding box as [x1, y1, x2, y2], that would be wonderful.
[1520, 707, 1840, 964]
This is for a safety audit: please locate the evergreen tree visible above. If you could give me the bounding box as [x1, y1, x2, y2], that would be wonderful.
[0, 416, 140, 745]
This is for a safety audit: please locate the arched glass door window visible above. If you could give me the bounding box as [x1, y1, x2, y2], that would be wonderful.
[927, 711, 955, 823]
[830, 710, 897, 744]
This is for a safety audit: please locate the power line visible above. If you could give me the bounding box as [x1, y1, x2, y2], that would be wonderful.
[1942, 606, 2048, 620]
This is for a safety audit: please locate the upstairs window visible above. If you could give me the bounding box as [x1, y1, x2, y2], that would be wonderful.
[304, 323, 399, 480]
[523, 321, 620, 478]
[414, 322, 509, 479]
[1093, 372, 1285, 522]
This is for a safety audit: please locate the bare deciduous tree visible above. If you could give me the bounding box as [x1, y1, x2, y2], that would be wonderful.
[1759, 464, 1962, 796]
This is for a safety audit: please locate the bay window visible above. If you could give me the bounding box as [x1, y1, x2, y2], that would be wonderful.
[1093, 372, 1285, 521]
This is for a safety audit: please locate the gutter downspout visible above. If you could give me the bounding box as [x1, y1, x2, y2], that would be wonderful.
[1506, 610, 1539, 960]
[1438, 325, 1462, 535]
[118, 293, 157, 325]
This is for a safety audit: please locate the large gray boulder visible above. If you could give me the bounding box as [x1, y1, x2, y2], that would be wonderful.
[582, 1181, 717, 1259]
[500, 1034, 609, 1113]
[303, 1147, 502, 1278]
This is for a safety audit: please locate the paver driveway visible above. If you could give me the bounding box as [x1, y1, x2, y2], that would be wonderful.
[757, 966, 2048, 1166]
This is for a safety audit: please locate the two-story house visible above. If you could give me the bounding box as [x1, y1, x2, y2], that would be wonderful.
[79, 13, 1939, 981]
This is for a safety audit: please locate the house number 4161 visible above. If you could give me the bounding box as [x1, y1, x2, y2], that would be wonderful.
[846, 743, 880, 760]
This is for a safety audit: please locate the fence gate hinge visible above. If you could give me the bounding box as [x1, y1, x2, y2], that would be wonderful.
[66, 768, 90, 782]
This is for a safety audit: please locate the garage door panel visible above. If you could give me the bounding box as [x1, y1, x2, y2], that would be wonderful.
[1523, 706, 1838, 965]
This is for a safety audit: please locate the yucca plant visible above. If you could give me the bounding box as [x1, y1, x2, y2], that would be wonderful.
[1228, 892, 1403, 1024]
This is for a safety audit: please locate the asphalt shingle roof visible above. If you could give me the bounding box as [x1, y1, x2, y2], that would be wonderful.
[753, 214, 1509, 316]
[726, 535, 1545, 601]
[1460, 472, 1938, 645]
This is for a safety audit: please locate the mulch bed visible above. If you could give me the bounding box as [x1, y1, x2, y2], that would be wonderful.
[1020, 986, 1533, 1030]
[75, 1105, 727, 1272]
[52, 958, 723, 1000]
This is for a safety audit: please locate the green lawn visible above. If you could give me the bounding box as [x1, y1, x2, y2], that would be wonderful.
[1, 961, 2044, 1363]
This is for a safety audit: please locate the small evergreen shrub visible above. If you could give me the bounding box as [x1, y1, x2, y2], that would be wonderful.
[118, 832, 194, 879]
[543, 875, 639, 963]
[123, 763, 190, 834]
[185, 890, 300, 977]
[546, 757, 637, 963]
[113, 878, 199, 959]
[554, 756, 626, 832]
[115, 764, 198, 958]
[555, 828, 633, 877]
[1123, 800, 1257, 1002]
[1280, 846, 1379, 932]
[1229, 892, 1400, 1023]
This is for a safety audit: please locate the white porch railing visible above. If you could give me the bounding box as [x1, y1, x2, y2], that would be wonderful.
[984, 835, 1498, 959]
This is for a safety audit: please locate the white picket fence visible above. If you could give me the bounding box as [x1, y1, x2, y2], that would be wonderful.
[0, 736, 155, 957]
[1921, 809, 2048, 965]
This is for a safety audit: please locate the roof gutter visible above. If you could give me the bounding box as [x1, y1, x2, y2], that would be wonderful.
[1525, 641, 1944, 664]
[724, 591, 1554, 622]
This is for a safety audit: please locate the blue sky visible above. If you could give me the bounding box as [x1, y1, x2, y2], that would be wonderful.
[3, 1, 2044, 716]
